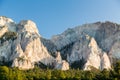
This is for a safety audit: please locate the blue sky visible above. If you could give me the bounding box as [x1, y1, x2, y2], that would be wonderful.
[0, 0, 120, 38]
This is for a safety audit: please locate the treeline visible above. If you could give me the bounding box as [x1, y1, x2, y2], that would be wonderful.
[0, 61, 120, 80]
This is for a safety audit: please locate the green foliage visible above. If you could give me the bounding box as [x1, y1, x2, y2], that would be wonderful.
[0, 66, 9, 80]
[114, 60, 120, 74]
[51, 70, 66, 79]
[45, 69, 51, 79]
[1, 60, 120, 80]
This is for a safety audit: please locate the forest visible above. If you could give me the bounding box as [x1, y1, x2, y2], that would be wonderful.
[0, 60, 120, 80]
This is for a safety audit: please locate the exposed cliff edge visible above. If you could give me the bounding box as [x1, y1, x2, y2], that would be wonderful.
[0, 16, 120, 70]
[0, 16, 69, 70]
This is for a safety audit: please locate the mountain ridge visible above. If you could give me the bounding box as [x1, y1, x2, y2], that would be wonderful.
[0, 16, 120, 70]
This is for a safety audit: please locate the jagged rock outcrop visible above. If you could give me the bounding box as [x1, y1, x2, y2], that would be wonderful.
[54, 52, 69, 70]
[0, 16, 120, 71]
[66, 35, 111, 70]
[13, 20, 54, 65]
[101, 53, 111, 70]
[0, 16, 13, 27]
[0, 16, 69, 70]
[51, 21, 120, 70]
[83, 37, 102, 70]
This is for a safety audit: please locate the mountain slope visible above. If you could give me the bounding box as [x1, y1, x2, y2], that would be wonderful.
[0, 16, 120, 70]
[0, 16, 69, 70]
[51, 21, 120, 70]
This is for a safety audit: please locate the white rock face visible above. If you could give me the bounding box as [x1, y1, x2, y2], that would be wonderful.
[101, 53, 111, 70]
[12, 58, 34, 70]
[54, 52, 69, 70]
[11, 20, 55, 69]
[18, 20, 39, 35]
[0, 16, 16, 32]
[0, 16, 120, 71]
[55, 52, 62, 63]
[0, 16, 69, 70]
[51, 22, 120, 70]
[0, 16, 13, 27]
[0, 17, 54, 69]
[67, 36, 111, 70]
[84, 38, 101, 70]
[51, 23, 99, 50]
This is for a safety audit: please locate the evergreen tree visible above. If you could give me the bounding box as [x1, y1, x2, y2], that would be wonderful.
[0, 66, 9, 80]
